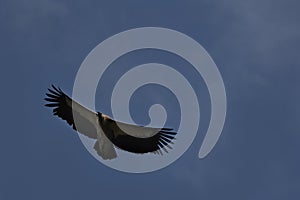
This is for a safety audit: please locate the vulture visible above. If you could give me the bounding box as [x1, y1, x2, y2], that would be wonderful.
[44, 85, 177, 160]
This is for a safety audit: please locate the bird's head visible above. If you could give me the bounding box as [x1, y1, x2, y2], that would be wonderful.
[97, 112, 102, 118]
[97, 112, 112, 123]
[97, 112, 103, 123]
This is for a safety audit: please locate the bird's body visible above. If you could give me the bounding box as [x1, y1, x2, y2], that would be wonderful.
[45, 85, 176, 159]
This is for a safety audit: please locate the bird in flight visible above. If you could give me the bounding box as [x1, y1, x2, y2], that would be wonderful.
[44, 85, 177, 160]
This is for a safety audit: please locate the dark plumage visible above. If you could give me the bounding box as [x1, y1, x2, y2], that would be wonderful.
[45, 85, 177, 159]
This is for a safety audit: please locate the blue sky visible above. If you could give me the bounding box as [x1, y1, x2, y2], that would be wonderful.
[1, 0, 300, 199]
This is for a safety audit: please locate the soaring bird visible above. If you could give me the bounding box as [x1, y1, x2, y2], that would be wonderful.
[44, 85, 176, 160]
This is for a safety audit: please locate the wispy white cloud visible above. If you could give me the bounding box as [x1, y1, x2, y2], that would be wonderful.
[205, 0, 300, 87]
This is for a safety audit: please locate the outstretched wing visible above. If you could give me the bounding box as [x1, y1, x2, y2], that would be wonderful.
[100, 116, 177, 154]
[44, 85, 97, 139]
[45, 85, 177, 157]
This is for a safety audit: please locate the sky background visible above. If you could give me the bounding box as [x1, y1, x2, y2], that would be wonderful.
[1, 0, 300, 199]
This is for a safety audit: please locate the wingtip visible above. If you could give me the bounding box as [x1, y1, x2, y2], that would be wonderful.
[44, 103, 52, 107]
[44, 103, 59, 107]
[161, 127, 173, 131]
[52, 85, 61, 93]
